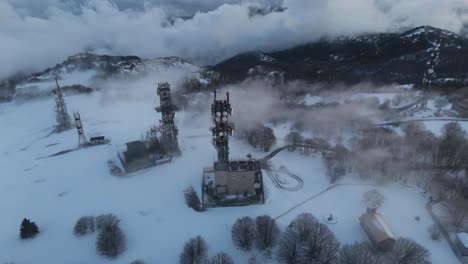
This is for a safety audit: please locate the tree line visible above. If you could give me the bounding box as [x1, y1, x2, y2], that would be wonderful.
[179, 212, 430, 264]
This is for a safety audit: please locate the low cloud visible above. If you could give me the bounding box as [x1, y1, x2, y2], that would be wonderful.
[1, 0, 467, 80]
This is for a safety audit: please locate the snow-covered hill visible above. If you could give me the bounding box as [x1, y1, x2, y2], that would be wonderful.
[27, 53, 202, 82]
[211, 26, 468, 87]
[12, 53, 208, 99]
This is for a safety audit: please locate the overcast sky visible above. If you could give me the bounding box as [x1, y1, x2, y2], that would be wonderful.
[1, 0, 467, 80]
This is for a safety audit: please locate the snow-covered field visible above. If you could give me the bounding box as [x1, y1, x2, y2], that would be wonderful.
[0, 87, 461, 263]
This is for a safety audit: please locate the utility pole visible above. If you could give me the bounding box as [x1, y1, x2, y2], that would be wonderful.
[211, 88, 234, 163]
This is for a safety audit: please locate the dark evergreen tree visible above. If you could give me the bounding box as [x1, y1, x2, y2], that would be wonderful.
[20, 218, 39, 239]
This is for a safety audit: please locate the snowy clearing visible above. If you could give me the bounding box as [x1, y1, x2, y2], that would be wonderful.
[0, 89, 460, 263]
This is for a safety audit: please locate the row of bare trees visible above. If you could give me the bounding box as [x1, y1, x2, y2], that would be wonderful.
[73, 214, 127, 259]
[201, 212, 431, 264]
[285, 131, 332, 156]
[231, 215, 280, 256]
[180, 236, 234, 264]
[236, 124, 276, 152]
[313, 122, 468, 192]
[401, 122, 468, 170]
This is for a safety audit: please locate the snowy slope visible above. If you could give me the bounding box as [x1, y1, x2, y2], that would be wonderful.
[0, 86, 461, 263]
[14, 53, 206, 98]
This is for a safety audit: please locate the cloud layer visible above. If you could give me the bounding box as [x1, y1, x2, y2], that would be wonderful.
[1, 0, 467, 80]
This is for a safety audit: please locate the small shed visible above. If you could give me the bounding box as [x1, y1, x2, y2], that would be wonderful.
[90, 136, 105, 142]
[89, 136, 107, 145]
[359, 208, 396, 252]
[456, 232, 468, 256]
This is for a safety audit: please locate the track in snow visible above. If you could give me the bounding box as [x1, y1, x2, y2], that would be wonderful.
[264, 167, 304, 191]
[374, 117, 468, 127]
[260, 144, 332, 191]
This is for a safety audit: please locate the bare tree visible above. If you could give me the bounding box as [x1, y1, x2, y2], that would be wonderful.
[363, 189, 385, 209]
[258, 125, 276, 152]
[74, 216, 95, 236]
[232, 216, 256, 250]
[428, 224, 441, 241]
[286, 132, 303, 152]
[300, 138, 315, 156]
[338, 242, 380, 264]
[325, 144, 349, 183]
[209, 252, 234, 264]
[434, 97, 448, 113]
[437, 122, 467, 169]
[277, 229, 301, 264]
[236, 124, 276, 152]
[391, 238, 430, 264]
[96, 214, 120, 230]
[184, 186, 202, 212]
[248, 256, 258, 264]
[301, 222, 339, 264]
[278, 213, 338, 264]
[401, 122, 426, 140]
[96, 221, 127, 259]
[255, 215, 280, 253]
[179, 236, 208, 264]
[289, 213, 318, 242]
[441, 201, 467, 231]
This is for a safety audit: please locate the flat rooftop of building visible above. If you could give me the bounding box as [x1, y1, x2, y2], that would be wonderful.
[213, 160, 261, 172]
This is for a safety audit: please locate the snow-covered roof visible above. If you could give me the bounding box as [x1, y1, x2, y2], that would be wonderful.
[360, 212, 395, 243]
[457, 232, 468, 248]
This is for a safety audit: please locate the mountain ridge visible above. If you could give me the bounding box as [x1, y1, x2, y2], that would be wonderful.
[2, 25, 468, 101]
[210, 25, 468, 87]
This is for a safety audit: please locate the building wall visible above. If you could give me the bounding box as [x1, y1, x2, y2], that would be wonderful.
[455, 237, 468, 256]
[359, 212, 396, 252]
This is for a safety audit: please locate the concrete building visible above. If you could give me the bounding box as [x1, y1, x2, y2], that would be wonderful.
[203, 159, 263, 205]
[456, 232, 468, 256]
[212, 160, 262, 197]
[359, 208, 396, 252]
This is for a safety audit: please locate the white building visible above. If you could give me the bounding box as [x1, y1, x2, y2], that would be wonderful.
[359, 207, 396, 252]
[456, 232, 468, 256]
